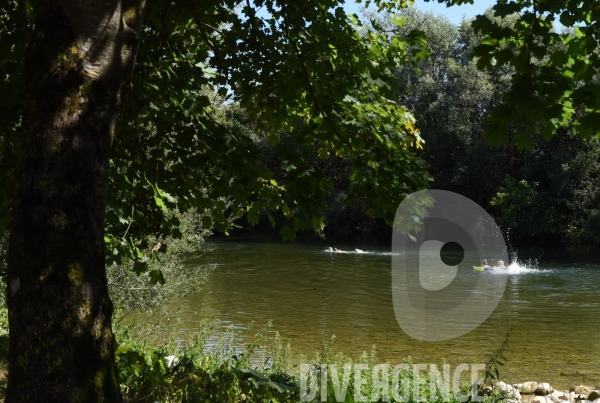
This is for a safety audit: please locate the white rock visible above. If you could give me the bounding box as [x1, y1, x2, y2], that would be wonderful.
[535, 383, 555, 396]
[564, 392, 588, 401]
[554, 391, 574, 401]
[515, 382, 540, 394]
[531, 392, 563, 403]
[532, 395, 560, 403]
[571, 386, 592, 395]
[164, 355, 179, 368]
[560, 390, 586, 402]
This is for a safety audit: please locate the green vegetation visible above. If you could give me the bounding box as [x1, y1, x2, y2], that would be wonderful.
[299, 8, 600, 245]
[113, 318, 298, 402]
[111, 321, 512, 402]
[395, 10, 600, 245]
[107, 209, 216, 314]
[2, 0, 600, 399]
[481, 327, 513, 394]
[1, 0, 435, 396]
[228, 7, 600, 245]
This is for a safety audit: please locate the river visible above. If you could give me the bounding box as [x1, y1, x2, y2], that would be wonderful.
[169, 238, 600, 387]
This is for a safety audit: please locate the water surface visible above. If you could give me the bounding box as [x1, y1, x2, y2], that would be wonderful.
[172, 239, 600, 386]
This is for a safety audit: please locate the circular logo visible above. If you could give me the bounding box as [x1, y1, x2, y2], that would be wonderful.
[391, 189, 508, 341]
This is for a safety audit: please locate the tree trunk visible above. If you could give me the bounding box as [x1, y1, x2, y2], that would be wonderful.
[6, 1, 145, 401]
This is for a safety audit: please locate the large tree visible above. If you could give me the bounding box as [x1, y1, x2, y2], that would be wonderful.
[0, 0, 430, 400]
[4, 1, 145, 401]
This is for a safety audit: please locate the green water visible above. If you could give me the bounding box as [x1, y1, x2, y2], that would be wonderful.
[173, 239, 600, 387]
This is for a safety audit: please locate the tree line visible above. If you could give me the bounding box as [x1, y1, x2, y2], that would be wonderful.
[236, 9, 600, 246]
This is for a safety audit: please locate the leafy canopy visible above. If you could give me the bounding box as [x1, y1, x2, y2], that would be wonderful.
[1, 0, 431, 278]
[440, 0, 600, 148]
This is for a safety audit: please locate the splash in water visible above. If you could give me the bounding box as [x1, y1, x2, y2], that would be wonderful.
[507, 253, 541, 274]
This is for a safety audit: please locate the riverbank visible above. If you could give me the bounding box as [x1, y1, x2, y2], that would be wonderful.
[495, 381, 599, 403]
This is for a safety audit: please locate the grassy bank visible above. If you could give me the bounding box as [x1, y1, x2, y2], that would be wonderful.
[112, 320, 506, 403]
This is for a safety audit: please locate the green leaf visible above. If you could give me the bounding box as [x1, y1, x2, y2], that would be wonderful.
[268, 213, 276, 228]
[317, 148, 330, 159]
[115, 345, 133, 355]
[154, 196, 166, 211]
[149, 270, 166, 285]
[133, 260, 147, 275]
[279, 225, 296, 242]
[293, 217, 306, 232]
[201, 216, 212, 229]
[513, 132, 535, 150]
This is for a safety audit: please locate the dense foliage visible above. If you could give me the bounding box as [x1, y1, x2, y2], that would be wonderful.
[236, 7, 600, 245]
[1, 0, 433, 283]
[468, 0, 600, 146]
[0, 1, 433, 398]
[400, 9, 600, 244]
[334, 8, 600, 245]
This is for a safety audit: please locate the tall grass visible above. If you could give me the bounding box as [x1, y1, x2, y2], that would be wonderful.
[113, 315, 498, 403]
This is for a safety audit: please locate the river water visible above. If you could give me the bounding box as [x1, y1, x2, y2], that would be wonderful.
[171, 239, 600, 387]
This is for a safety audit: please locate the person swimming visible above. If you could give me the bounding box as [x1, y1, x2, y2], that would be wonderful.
[327, 247, 362, 253]
[482, 260, 493, 271]
[495, 260, 506, 269]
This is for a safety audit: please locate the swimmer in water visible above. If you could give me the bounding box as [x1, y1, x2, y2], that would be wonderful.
[482, 260, 493, 271]
[326, 247, 350, 253]
[327, 247, 364, 253]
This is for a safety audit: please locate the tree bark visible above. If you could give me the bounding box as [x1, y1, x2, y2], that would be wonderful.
[6, 0, 145, 401]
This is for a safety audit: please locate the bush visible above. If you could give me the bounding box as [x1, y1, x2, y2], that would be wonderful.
[114, 320, 299, 402]
[107, 209, 215, 315]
